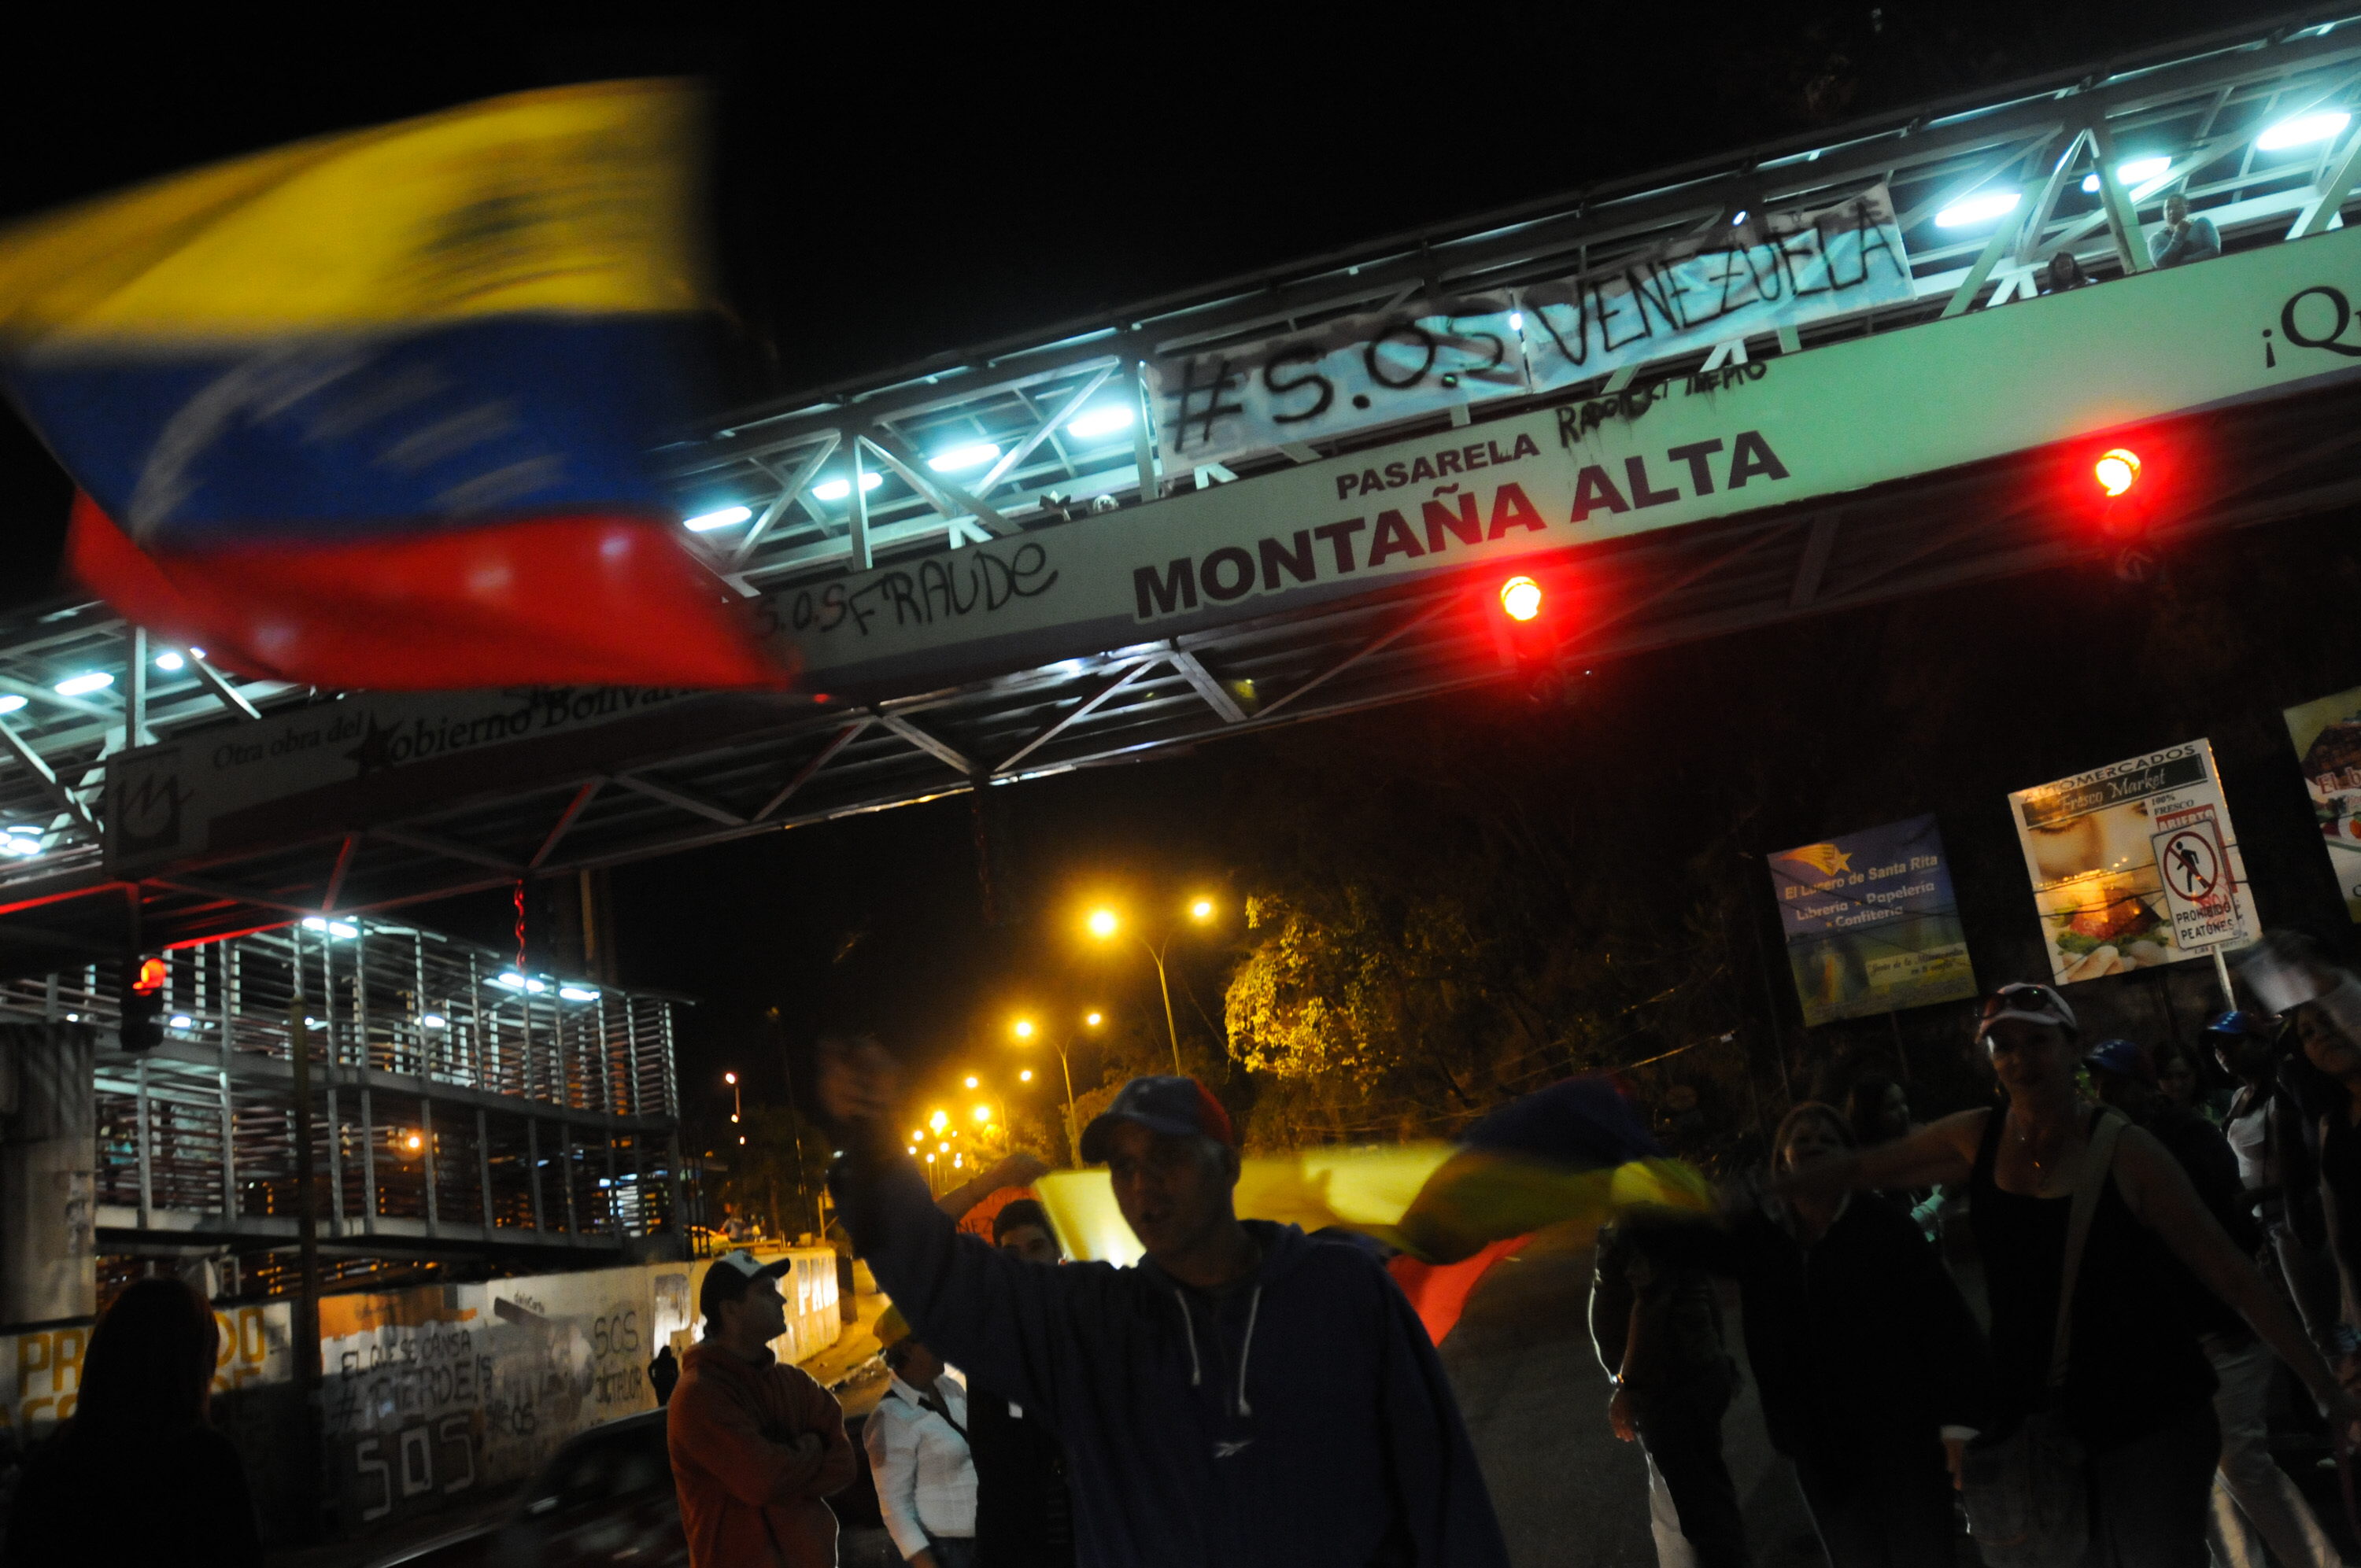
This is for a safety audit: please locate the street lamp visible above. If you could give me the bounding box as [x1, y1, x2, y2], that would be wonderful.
[725, 1071, 745, 1146]
[1012, 1009, 1101, 1160]
[1085, 898, 1221, 1072]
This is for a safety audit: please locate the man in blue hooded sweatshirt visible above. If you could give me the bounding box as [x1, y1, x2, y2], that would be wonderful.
[821, 1039, 1509, 1568]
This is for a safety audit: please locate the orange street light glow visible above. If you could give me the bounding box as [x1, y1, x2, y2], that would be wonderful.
[1013, 1018, 1034, 1039]
[1190, 898, 1214, 921]
[723, 1071, 737, 1085]
[973, 1105, 990, 1121]
[1087, 908, 1118, 939]
[1500, 574, 1544, 621]
[2095, 448, 2141, 496]
[929, 1109, 948, 1132]
[965, 1075, 980, 1088]
[404, 1133, 423, 1152]
[1018, 1068, 1033, 1082]
[1085, 1010, 1103, 1027]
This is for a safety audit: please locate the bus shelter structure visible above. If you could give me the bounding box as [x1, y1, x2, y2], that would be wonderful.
[0, 917, 687, 1317]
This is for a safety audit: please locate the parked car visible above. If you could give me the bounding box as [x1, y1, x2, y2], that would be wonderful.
[369, 1408, 890, 1568]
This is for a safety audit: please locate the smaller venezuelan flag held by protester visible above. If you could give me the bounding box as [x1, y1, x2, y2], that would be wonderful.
[1037, 1075, 1709, 1282]
[0, 80, 783, 690]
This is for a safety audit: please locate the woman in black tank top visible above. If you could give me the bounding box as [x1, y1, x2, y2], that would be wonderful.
[1782, 983, 2356, 1568]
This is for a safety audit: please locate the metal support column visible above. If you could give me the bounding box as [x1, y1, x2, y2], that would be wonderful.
[527, 1117, 545, 1233]
[420, 1099, 438, 1233]
[2088, 119, 2152, 275]
[126, 626, 148, 747]
[477, 1106, 493, 1230]
[847, 437, 874, 571]
[219, 943, 237, 1219]
[1129, 355, 1161, 505]
[133, 1056, 153, 1230]
[560, 1123, 580, 1235]
[358, 1085, 377, 1235]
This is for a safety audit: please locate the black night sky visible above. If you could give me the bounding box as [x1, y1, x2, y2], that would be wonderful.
[0, 3, 2321, 1154]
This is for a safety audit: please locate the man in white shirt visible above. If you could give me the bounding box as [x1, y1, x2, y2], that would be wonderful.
[866, 1305, 978, 1568]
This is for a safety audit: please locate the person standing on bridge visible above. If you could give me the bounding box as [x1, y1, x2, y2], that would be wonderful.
[820, 1041, 1509, 1568]
[2153, 192, 2222, 269]
[667, 1249, 859, 1568]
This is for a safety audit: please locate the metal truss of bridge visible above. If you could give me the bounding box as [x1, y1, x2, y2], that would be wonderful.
[3, 8, 2361, 950]
[0, 916, 686, 1273]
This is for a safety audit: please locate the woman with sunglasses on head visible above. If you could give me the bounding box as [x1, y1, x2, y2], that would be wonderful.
[1779, 982, 2357, 1568]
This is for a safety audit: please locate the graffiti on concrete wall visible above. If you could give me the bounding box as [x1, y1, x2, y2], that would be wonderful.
[320, 1249, 838, 1531]
[0, 1301, 290, 1443]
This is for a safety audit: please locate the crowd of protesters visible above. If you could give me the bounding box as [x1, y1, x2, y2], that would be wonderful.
[24, 936, 2361, 1568]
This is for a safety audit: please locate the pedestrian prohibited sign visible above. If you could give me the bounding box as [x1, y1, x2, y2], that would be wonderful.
[2160, 828, 2221, 900]
[2149, 806, 2251, 952]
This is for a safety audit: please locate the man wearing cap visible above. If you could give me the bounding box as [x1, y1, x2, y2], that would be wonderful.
[2086, 1035, 2342, 1568]
[821, 1042, 1509, 1568]
[667, 1249, 859, 1568]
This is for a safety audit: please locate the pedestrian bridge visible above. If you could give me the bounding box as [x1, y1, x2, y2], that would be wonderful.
[3, 10, 2361, 954]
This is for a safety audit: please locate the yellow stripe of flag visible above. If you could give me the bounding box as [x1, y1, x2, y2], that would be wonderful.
[0, 79, 708, 345]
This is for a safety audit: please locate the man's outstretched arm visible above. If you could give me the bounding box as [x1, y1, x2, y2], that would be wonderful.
[821, 1039, 1100, 1412]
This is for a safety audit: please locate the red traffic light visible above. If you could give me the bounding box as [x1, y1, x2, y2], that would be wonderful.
[2094, 448, 2141, 497]
[131, 956, 167, 995]
[1499, 575, 1544, 622]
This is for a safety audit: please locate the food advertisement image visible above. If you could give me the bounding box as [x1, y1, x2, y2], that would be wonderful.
[2008, 740, 2252, 986]
[1768, 814, 1978, 1027]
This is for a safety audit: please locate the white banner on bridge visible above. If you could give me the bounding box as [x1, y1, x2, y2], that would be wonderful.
[1144, 186, 1913, 471]
[1150, 294, 1529, 472]
[763, 222, 2361, 691]
[1517, 185, 1916, 393]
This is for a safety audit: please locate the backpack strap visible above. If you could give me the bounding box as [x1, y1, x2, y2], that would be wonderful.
[2048, 1108, 2129, 1391]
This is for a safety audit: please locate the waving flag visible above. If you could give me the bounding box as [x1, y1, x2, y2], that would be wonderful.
[0, 80, 783, 689]
[1035, 1075, 1709, 1282]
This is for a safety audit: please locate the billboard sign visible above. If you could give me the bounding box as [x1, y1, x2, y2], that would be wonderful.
[2282, 684, 2361, 922]
[1768, 814, 1977, 1026]
[2008, 740, 2253, 985]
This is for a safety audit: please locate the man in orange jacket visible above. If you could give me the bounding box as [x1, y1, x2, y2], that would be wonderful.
[668, 1250, 859, 1567]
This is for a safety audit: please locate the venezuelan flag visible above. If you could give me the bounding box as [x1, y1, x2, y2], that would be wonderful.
[0, 81, 782, 689]
[1035, 1075, 1709, 1278]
